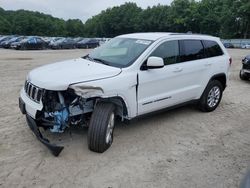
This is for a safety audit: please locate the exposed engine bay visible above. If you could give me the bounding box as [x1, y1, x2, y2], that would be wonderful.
[40, 89, 94, 133]
[20, 86, 125, 156]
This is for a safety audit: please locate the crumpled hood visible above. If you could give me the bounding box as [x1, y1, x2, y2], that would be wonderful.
[28, 58, 122, 90]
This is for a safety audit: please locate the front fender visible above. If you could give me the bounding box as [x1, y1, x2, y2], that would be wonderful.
[69, 71, 138, 119]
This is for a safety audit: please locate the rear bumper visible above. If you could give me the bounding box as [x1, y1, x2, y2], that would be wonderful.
[241, 69, 250, 78]
[242, 68, 250, 73]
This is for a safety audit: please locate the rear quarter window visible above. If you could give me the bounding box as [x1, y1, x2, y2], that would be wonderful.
[203, 40, 224, 58]
[179, 40, 205, 62]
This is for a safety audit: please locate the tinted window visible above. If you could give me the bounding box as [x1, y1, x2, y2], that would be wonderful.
[150, 40, 179, 65]
[203, 40, 223, 57]
[29, 38, 36, 43]
[180, 40, 204, 62]
[36, 38, 43, 43]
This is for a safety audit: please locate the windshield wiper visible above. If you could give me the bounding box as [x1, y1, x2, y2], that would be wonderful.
[82, 54, 90, 59]
[82, 55, 111, 66]
[92, 58, 110, 66]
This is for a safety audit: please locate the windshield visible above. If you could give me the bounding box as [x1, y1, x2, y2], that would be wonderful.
[86, 38, 152, 68]
[56, 38, 65, 43]
[9, 37, 18, 42]
[16, 37, 25, 42]
[79, 38, 90, 43]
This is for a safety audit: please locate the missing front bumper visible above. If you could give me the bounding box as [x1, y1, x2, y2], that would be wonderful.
[26, 115, 64, 156]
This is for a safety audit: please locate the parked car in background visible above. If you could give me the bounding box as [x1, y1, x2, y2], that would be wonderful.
[76, 38, 99, 48]
[42, 37, 53, 44]
[50, 38, 76, 49]
[99, 38, 111, 46]
[48, 37, 64, 47]
[1, 36, 25, 48]
[1, 37, 16, 48]
[1, 36, 26, 49]
[223, 42, 234, 48]
[73, 37, 84, 43]
[12, 37, 47, 50]
[240, 55, 250, 80]
[241, 43, 250, 49]
[0, 36, 12, 45]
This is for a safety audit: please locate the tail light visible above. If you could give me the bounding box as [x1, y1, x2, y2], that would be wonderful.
[229, 57, 232, 66]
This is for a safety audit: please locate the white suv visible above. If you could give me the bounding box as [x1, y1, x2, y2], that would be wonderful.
[19, 33, 231, 156]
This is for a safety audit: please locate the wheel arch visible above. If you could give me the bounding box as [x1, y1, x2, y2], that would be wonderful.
[209, 73, 227, 90]
[97, 96, 129, 120]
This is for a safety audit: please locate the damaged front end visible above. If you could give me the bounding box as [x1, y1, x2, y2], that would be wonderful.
[25, 115, 64, 157]
[22, 84, 102, 156]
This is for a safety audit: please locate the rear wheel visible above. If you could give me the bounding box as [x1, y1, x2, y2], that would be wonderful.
[198, 80, 223, 112]
[88, 102, 116, 153]
[41, 45, 46, 50]
[20, 45, 26, 50]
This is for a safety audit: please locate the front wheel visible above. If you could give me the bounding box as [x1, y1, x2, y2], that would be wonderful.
[198, 80, 223, 112]
[88, 102, 116, 153]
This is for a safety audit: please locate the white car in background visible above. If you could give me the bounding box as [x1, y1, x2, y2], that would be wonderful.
[241, 43, 250, 49]
[19, 32, 231, 156]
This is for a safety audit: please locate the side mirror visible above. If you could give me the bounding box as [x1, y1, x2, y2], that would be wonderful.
[147, 56, 164, 69]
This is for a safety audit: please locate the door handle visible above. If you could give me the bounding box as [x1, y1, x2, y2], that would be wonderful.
[173, 67, 183, 73]
[205, 63, 212, 66]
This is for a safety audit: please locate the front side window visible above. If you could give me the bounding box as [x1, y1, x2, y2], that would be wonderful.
[150, 40, 179, 65]
[36, 38, 43, 43]
[180, 40, 205, 62]
[29, 38, 36, 43]
[87, 38, 152, 68]
[203, 40, 223, 58]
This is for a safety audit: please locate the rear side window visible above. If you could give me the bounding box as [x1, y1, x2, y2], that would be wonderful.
[36, 38, 43, 43]
[29, 38, 36, 43]
[150, 40, 179, 65]
[203, 40, 223, 58]
[179, 40, 205, 62]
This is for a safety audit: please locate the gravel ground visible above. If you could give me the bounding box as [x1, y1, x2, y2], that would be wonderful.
[0, 48, 250, 188]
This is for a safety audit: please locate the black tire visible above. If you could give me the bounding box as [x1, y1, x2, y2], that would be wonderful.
[41, 45, 46, 50]
[20, 45, 26, 50]
[198, 80, 223, 112]
[88, 102, 116, 153]
[239, 69, 248, 80]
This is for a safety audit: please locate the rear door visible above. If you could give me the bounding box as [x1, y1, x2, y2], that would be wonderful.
[27, 38, 36, 49]
[36, 38, 43, 49]
[178, 39, 212, 98]
[202, 40, 227, 86]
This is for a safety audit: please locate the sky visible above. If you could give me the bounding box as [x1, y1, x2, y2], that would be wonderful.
[0, 0, 173, 22]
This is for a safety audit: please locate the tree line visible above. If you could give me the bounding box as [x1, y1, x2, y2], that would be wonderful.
[0, 0, 249, 39]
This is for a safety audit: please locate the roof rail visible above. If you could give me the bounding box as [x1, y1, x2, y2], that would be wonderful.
[169, 33, 213, 37]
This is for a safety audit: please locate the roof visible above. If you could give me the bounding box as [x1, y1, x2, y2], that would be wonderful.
[117, 32, 173, 41]
[117, 32, 218, 41]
